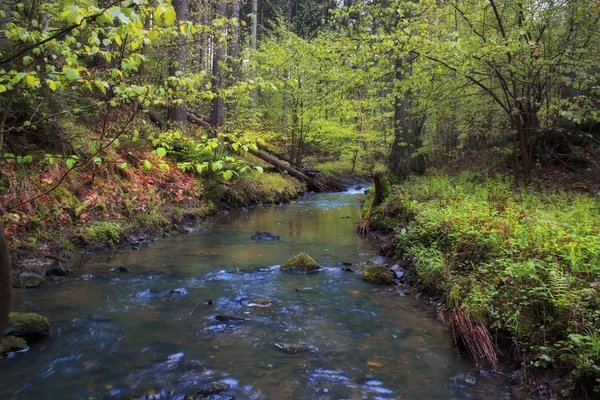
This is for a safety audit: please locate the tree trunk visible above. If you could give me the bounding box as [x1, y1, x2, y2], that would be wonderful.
[0, 220, 11, 355]
[251, 0, 258, 48]
[0, 1, 11, 45]
[167, 0, 189, 130]
[210, 0, 226, 131]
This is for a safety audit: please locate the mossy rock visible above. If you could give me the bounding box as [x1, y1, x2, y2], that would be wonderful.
[1, 336, 28, 353]
[6, 312, 51, 336]
[280, 253, 319, 272]
[17, 272, 45, 288]
[361, 264, 395, 285]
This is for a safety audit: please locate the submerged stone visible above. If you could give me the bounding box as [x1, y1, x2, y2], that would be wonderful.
[111, 266, 130, 273]
[246, 297, 274, 307]
[169, 288, 188, 295]
[250, 231, 279, 241]
[280, 253, 319, 272]
[1, 336, 28, 353]
[214, 315, 245, 322]
[46, 260, 69, 277]
[195, 382, 231, 396]
[361, 264, 395, 285]
[275, 342, 314, 353]
[18, 272, 45, 288]
[6, 312, 51, 336]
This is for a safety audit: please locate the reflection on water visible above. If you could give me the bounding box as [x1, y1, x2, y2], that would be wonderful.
[1, 188, 513, 399]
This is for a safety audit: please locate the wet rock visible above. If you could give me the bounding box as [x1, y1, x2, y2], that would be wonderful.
[17, 272, 45, 288]
[341, 262, 353, 266]
[370, 255, 386, 265]
[341, 266, 355, 272]
[250, 231, 280, 241]
[280, 253, 319, 272]
[169, 288, 188, 295]
[46, 260, 69, 277]
[111, 266, 130, 273]
[1, 336, 28, 354]
[6, 312, 50, 336]
[295, 287, 315, 292]
[390, 264, 405, 280]
[275, 342, 315, 353]
[194, 382, 231, 396]
[454, 371, 478, 385]
[87, 315, 112, 323]
[246, 297, 274, 307]
[361, 264, 395, 285]
[214, 315, 245, 322]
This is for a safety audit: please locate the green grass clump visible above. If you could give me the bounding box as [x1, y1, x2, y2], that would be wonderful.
[367, 171, 600, 394]
[80, 221, 124, 245]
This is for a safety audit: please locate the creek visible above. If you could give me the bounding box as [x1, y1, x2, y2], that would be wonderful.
[1, 187, 514, 399]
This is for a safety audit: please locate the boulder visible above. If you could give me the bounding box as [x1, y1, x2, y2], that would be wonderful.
[17, 272, 45, 288]
[169, 288, 188, 295]
[275, 342, 315, 353]
[250, 231, 280, 241]
[280, 253, 319, 272]
[1, 336, 28, 354]
[6, 312, 51, 336]
[111, 266, 130, 273]
[361, 264, 395, 285]
[46, 260, 69, 277]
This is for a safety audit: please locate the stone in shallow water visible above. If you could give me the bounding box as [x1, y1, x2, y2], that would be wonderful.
[1, 336, 28, 354]
[111, 266, 130, 273]
[6, 312, 50, 336]
[46, 260, 69, 277]
[18, 272, 45, 288]
[214, 315, 245, 322]
[275, 342, 315, 353]
[169, 288, 188, 295]
[361, 264, 395, 285]
[250, 231, 279, 241]
[194, 382, 231, 396]
[246, 297, 274, 307]
[280, 253, 319, 272]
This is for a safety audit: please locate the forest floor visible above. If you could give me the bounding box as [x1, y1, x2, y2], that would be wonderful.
[362, 147, 600, 398]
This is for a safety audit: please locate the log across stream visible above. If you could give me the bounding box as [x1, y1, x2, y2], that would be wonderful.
[0, 188, 515, 399]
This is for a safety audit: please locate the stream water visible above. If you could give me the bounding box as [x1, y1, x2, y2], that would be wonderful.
[1, 188, 514, 399]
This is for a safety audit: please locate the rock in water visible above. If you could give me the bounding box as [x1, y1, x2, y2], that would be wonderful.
[247, 297, 274, 307]
[370, 255, 386, 265]
[111, 266, 130, 273]
[390, 264, 405, 279]
[46, 260, 69, 277]
[215, 315, 245, 322]
[195, 382, 231, 396]
[17, 272, 45, 288]
[280, 253, 319, 272]
[169, 288, 188, 295]
[361, 264, 395, 285]
[1, 336, 29, 354]
[275, 342, 314, 353]
[6, 312, 51, 336]
[250, 231, 280, 241]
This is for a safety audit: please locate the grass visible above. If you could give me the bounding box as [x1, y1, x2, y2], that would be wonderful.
[312, 159, 385, 178]
[364, 171, 600, 395]
[223, 171, 305, 207]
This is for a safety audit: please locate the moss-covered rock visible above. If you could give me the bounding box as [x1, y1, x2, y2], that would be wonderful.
[361, 264, 395, 285]
[17, 272, 45, 288]
[6, 312, 51, 336]
[280, 253, 319, 272]
[247, 297, 274, 307]
[1, 336, 29, 353]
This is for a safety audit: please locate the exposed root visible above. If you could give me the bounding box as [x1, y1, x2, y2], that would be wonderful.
[450, 307, 499, 370]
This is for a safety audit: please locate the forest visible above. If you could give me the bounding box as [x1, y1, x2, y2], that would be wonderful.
[0, 0, 599, 398]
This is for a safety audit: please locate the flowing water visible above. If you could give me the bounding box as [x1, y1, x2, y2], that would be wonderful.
[1, 188, 514, 399]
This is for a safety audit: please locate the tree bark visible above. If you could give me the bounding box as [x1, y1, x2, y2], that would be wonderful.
[167, 0, 189, 130]
[0, 220, 11, 354]
[209, 0, 226, 131]
[251, 0, 258, 48]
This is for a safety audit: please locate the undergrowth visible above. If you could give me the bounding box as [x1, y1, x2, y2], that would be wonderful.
[365, 171, 600, 396]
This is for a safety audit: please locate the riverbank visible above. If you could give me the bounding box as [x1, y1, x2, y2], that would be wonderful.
[3, 153, 306, 279]
[361, 171, 600, 398]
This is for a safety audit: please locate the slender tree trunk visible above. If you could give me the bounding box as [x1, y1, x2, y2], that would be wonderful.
[210, 0, 226, 131]
[0, 220, 11, 354]
[0, 1, 11, 45]
[251, 0, 257, 48]
[167, 0, 189, 129]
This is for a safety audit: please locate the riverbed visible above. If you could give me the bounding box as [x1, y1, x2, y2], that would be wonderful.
[1, 188, 514, 399]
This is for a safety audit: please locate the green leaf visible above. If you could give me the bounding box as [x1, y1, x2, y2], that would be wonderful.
[156, 147, 167, 157]
[143, 160, 152, 170]
[120, 162, 129, 169]
[222, 170, 234, 180]
[64, 68, 79, 81]
[255, 166, 264, 173]
[164, 7, 177, 25]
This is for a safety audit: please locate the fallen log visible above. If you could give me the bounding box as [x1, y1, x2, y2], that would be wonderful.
[248, 148, 329, 192]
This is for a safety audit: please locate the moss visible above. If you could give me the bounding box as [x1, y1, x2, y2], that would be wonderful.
[80, 221, 124, 245]
[1, 336, 28, 353]
[361, 264, 395, 284]
[7, 312, 51, 335]
[281, 253, 319, 272]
